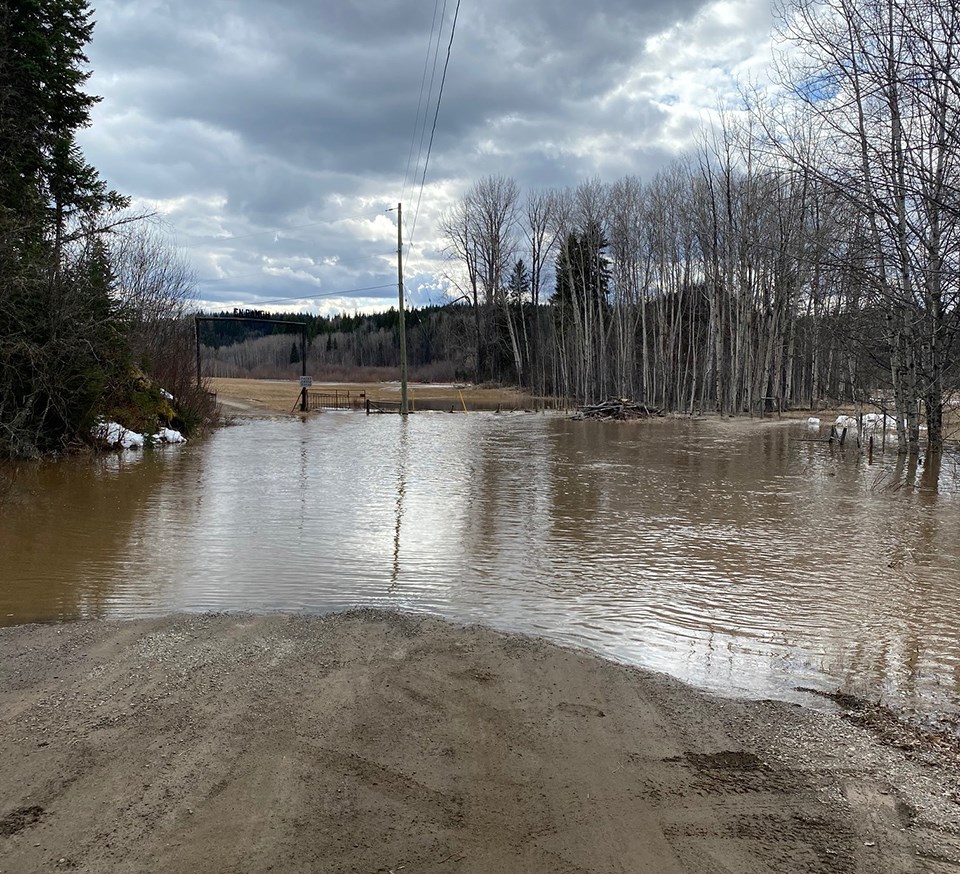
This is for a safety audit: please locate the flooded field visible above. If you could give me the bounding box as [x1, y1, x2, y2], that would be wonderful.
[2, 413, 959, 722]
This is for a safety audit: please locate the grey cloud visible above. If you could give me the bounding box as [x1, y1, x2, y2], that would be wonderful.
[78, 0, 753, 312]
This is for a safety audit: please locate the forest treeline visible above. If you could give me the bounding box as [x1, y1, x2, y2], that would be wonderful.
[201, 306, 475, 384]
[1, 0, 211, 458]
[200, 293, 904, 408]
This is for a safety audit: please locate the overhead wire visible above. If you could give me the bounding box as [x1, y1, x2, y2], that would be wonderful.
[184, 212, 396, 306]
[244, 284, 396, 305]
[407, 0, 448, 211]
[171, 5, 465, 315]
[189, 3, 465, 315]
[197, 283, 396, 308]
[407, 0, 462, 253]
[401, 0, 443, 204]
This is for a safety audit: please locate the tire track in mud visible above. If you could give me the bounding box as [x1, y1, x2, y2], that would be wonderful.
[0, 611, 956, 873]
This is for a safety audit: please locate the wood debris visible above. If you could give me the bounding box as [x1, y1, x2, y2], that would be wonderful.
[574, 398, 663, 420]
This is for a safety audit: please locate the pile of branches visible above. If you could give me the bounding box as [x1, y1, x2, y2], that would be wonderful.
[574, 398, 664, 421]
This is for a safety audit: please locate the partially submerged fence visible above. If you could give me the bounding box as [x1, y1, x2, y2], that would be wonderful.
[305, 391, 404, 413]
[365, 399, 402, 414]
[306, 390, 365, 411]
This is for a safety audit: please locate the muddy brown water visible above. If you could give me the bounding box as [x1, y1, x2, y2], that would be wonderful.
[2, 414, 959, 723]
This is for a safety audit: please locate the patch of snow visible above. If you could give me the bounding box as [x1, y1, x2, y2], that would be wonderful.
[833, 413, 897, 433]
[861, 412, 896, 431]
[155, 427, 186, 444]
[94, 421, 145, 449]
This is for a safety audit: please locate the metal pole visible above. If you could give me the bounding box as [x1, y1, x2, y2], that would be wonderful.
[397, 203, 409, 416]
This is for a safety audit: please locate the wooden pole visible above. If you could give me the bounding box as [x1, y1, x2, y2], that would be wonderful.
[300, 325, 307, 412]
[397, 203, 409, 416]
[194, 315, 201, 387]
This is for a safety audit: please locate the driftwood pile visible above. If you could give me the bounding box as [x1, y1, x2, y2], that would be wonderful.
[574, 398, 663, 420]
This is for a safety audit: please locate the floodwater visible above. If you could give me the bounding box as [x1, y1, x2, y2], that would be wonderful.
[3, 413, 960, 723]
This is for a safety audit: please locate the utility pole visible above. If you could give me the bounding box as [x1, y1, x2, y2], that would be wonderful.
[299, 324, 308, 412]
[194, 315, 201, 387]
[396, 202, 409, 416]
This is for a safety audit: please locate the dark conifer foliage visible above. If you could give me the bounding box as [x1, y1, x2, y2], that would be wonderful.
[1, 0, 131, 456]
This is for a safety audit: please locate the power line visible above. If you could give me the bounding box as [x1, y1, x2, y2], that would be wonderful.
[197, 265, 394, 293]
[197, 283, 395, 305]
[409, 0, 448, 209]
[408, 0, 463, 252]
[401, 0, 443, 204]
[254, 284, 395, 304]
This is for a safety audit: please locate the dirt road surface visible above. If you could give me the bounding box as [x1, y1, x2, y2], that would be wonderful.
[1, 612, 958, 873]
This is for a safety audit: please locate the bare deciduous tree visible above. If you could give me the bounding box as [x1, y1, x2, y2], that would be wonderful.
[769, 0, 960, 451]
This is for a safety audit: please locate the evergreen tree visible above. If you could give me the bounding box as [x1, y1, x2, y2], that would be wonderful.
[1, 0, 129, 457]
[1, 1, 123, 236]
[553, 223, 611, 320]
[506, 259, 531, 307]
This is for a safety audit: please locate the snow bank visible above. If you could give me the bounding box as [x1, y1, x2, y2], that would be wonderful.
[154, 427, 186, 444]
[94, 421, 186, 448]
[94, 421, 145, 449]
[834, 413, 897, 433]
[861, 412, 896, 431]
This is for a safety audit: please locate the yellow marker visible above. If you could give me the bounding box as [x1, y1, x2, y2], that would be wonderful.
[459, 390, 468, 413]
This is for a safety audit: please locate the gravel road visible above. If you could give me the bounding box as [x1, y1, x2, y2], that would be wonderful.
[1, 611, 958, 873]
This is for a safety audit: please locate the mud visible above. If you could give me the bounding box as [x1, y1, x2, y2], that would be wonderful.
[1, 611, 958, 873]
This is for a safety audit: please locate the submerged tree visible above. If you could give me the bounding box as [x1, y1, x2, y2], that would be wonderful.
[769, 0, 960, 451]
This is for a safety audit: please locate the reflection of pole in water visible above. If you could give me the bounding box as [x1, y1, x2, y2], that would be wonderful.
[390, 419, 409, 590]
[298, 422, 308, 533]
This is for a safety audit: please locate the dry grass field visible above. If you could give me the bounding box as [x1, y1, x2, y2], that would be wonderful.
[208, 377, 557, 414]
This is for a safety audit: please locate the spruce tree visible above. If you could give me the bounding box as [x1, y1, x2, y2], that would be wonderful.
[1, 0, 129, 457]
[506, 259, 530, 307]
[552, 224, 611, 320]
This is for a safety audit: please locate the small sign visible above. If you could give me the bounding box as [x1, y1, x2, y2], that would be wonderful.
[299, 376, 313, 388]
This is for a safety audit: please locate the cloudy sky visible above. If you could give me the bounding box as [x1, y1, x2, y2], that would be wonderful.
[79, 0, 776, 315]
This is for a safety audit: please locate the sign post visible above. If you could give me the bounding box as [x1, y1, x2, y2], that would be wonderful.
[299, 375, 312, 412]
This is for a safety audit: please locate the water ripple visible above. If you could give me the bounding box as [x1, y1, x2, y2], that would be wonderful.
[2, 413, 960, 720]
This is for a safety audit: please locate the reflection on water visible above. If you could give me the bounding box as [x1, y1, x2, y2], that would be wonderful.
[2, 414, 960, 722]
[391, 419, 409, 591]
